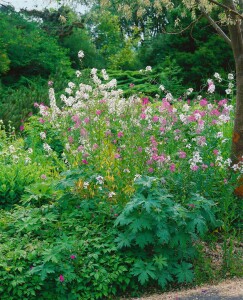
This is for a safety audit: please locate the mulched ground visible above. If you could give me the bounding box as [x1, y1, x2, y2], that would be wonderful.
[128, 278, 243, 300]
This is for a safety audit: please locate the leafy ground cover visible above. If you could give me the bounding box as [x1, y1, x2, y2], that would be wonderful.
[0, 56, 242, 299]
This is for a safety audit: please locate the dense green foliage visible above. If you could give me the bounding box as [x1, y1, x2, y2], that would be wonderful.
[0, 65, 242, 298]
[0, 2, 242, 298]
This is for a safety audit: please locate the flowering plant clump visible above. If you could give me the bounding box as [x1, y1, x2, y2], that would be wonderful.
[25, 58, 238, 209]
[0, 52, 242, 299]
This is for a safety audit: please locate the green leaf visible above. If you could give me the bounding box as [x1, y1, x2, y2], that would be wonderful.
[153, 255, 168, 270]
[115, 232, 133, 248]
[157, 271, 173, 288]
[156, 228, 170, 244]
[172, 262, 194, 283]
[131, 260, 156, 285]
[135, 231, 154, 248]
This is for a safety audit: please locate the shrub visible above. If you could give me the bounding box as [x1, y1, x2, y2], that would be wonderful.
[115, 176, 219, 288]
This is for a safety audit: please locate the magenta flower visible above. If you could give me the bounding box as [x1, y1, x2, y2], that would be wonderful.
[92, 143, 99, 150]
[210, 109, 220, 116]
[140, 113, 146, 119]
[77, 145, 84, 152]
[191, 165, 199, 171]
[199, 99, 208, 107]
[59, 275, 64, 282]
[213, 149, 219, 155]
[148, 167, 154, 173]
[218, 99, 227, 106]
[39, 118, 45, 124]
[84, 117, 90, 124]
[82, 159, 88, 164]
[152, 116, 159, 122]
[117, 131, 123, 138]
[70, 255, 76, 260]
[202, 164, 208, 170]
[178, 151, 186, 159]
[114, 153, 120, 159]
[170, 164, 176, 172]
[19, 125, 24, 131]
[96, 110, 101, 115]
[142, 97, 149, 106]
[68, 136, 74, 143]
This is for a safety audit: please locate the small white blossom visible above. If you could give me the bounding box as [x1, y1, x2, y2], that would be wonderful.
[216, 132, 223, 138]
[9, 145, 16, 154]
[108, 191, 116, 198]
[25, 157, 31, 164]
[27, 148, 33, 154]
[145, 66, 152, 72]
[228, 73, 234, 80]
[43, 143, 52, 153]
[159, 85, 165, 91]
[96, 175, 104, 185]
[207, 79, 215, 93]
[40, 132, 46, 139]
[134, 174, 141, 181]
[214, 72, 222, 82]
[83, 182, 89, 189]
[225, 88, 232, 95]
[76, 70, 81, 77]
[78, 50, 84, 59]
[65, 88, 72, 95]
[186, 88, 193, 95]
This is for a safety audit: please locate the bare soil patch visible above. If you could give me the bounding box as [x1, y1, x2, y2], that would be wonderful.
[128, 278, 243, 300]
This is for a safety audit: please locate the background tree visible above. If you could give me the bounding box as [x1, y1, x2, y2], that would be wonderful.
[83, 0, 243, 163]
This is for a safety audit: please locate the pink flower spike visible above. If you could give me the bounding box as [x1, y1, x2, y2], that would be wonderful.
[178, 151, 186, 159]
[191, 165, 199, 171]
[117, 131, 123, 138]
[82, 159, 88, 164]
[218, 99, 227, 106]
[19, 125, 24, 131]
[70, 255, 76, 260]
[96, 110, 101, 115]
[199, 99, 208, 107]
[39, 118, 45, 124]
[170, 164, 176, 172]
[68, 136, 74, 143]
[140, 113, 146, 119]
[213, 149, 219, 155]
[152, 116, 159, 122]
[148, 167, 154, 173]
[142, 97, 149, 106]
[59, 275, 64, 282]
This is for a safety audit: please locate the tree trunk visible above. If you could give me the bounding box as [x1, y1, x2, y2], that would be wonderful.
[222, 1, 243, 163]
[232, 57, 243, 164]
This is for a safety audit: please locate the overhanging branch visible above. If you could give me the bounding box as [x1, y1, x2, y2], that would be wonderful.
[207, 0, 243, 20]
[162, 15, 202, 35]
[199, 5, 232, 46]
